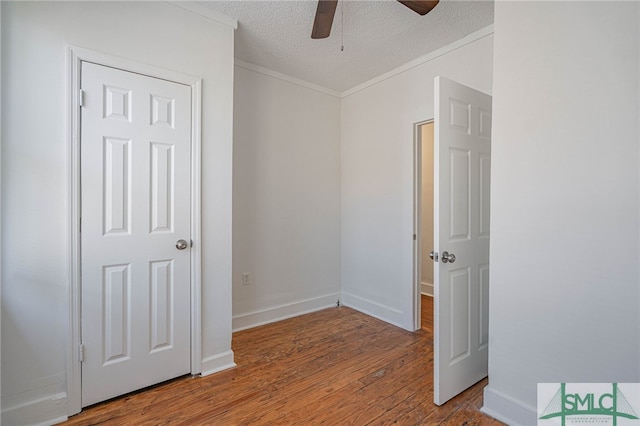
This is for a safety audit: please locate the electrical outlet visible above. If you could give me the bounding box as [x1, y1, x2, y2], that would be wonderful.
[241, 273, 250, 286]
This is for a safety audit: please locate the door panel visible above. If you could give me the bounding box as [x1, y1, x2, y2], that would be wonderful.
[479, 264, 490, 350]
[150, 259, 174, 352]
[150, 143, 175, 233]
[479, 155, 491, 238]
[449, 267, 470, 364]
[449, 148, 470, 241]
[103, 137, 132, 235]
[103, 263, 131, 365]
[81, 62, 192, 407]
[433, 76, 492, 405]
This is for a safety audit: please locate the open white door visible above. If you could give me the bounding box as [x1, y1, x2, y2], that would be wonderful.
[433, 76, 491, 405]
[81, 62, 192, 406]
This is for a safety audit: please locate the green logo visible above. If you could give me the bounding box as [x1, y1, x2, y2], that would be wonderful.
[539, 383, 639, 425]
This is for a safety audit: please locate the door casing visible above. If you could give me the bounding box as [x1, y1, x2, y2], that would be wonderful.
[66, 46, 203, 416]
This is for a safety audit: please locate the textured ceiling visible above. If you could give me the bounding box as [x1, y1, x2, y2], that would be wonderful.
[202, 0, 494, 93]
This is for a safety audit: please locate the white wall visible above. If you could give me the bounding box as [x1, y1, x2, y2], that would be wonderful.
[232, 64, 342, 330]
[340, 32, 493, 330]
[483, 2, 640, 425]
[1, 2, 234, 424]
[0, 1, 3, 414]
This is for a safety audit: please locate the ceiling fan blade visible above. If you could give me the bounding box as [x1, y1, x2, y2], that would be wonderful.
[311, 0, 338, 39]
[397, 0, 439, 16]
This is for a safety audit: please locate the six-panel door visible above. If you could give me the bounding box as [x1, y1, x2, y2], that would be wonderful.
[433, 76, 492, 405]
[80, 62, 192, 406]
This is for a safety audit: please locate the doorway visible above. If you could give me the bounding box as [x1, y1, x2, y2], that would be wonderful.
[415, 121, 434, 330]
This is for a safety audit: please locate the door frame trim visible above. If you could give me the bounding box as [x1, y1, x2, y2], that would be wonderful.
[412, 118, 434, 331]
[66, 46, 203, 415]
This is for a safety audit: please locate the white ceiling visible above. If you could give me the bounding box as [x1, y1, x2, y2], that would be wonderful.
[201, 0, 494, 93]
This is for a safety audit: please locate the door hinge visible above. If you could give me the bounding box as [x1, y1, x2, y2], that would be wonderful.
[79, 344, 85, 362]
[79, 89, 84, 107]
[413, 234, 417, 241]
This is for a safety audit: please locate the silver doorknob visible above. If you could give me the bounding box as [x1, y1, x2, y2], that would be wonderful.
[176, 239, 188, 250]
[441, 251, 456, 263]
[429, 251, 438, 262]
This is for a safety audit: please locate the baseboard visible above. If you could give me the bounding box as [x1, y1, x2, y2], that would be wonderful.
[421, 281, 433, 296]
[232, 292, 340, 332]
[1, 392, 68, 426]
[340, 291, 404, 328]
[481, 385, 538, 426]
[200, 350, 236, 377]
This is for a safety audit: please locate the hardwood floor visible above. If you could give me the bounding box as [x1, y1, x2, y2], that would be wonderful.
[421, 294, 434, 334]
[63, 298, 502, 425]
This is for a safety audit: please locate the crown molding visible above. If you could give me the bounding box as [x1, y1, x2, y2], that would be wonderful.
[341, 24, 494, 98]
[167, 1, 238, 29]
[235, 59, 342, 98]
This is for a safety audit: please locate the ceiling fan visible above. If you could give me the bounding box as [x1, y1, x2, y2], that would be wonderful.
[311, 0, 439, 39]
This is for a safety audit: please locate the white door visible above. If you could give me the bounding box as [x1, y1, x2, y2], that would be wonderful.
[81, 62, 192, 406]
[433, 76, 491, 405]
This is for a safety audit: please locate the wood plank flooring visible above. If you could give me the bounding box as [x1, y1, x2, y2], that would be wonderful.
[63, 296, 502, 425]
[421, 294, 433, 334]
